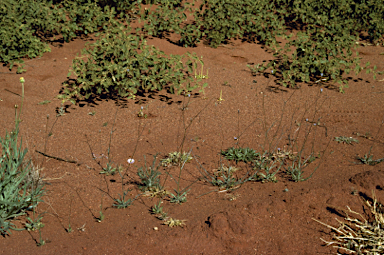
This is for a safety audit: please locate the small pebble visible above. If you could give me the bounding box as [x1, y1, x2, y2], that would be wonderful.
[154, 227, 158, 231]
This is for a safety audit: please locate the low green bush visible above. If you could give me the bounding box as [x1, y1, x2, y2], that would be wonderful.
[0, 0, 121, 73]
[138, 0, 384, 92]
[60, 24, 206, 103]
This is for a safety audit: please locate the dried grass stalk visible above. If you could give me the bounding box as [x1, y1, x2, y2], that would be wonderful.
[313, 191, 384, 254]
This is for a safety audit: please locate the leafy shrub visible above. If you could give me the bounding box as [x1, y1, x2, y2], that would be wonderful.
[138, 0, 187, 39]
[0, 0, 121, 73]
[248, 0, 384, 92]
[138, 0, 285, 48]
[0, 0, 51, 73]
[138, 0, 383, 91]
[248, 23, 364, 92]
[60, 24, 205, 103]
[47, 1, 119, 42]
[195, 0, 285, 48]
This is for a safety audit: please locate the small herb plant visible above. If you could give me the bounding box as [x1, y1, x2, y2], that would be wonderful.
[151, 200, 185, 227]
[113, 190, 133, 209]
[334, 136, 359, 145]
[221, 147, 259, 163]
[164, 150, 195, 204]
[252, 153, 283, 183]
[169, 188, 189, 204]
[210, 165, 243, 191]
[196, 159, 252, 192]
[151, 200, 168, 220]
[286, 154, 319, 182]
[99, 162, 121, 176]
[137, 106, 148, 119]
[356, 148, 384, 166]
[161, 151, 193, 167]
[137, 155, 163, 192]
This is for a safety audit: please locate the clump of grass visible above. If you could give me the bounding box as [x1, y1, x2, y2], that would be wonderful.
[160, 151, 193, 167]
[0, 77, 46, 237]
[313, 192, 384, 254]
[334, 136, 359, 144]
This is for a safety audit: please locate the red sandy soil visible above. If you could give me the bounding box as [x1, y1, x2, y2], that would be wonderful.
[1, 21, 384, 255]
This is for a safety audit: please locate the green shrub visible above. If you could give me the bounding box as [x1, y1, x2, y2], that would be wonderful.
[248, 0, 384, 92]
[60, 25, 206, 103]
[0, 0, 121, 73]
[0, 0, 51, 73]
[138, 0, 285, 48]
[138, 0, 383, 91]
[196, 0, 285, 48]
[138, 0, 187, 39]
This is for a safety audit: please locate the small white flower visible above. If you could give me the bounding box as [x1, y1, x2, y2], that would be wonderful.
[127, 158, 135, 164]
[320, 73, 324, 77]
[234, 137, 238, 140]
[141, 106, 144, 110]
[306, 118, 309, 122]
[320, 88, 323, 92]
